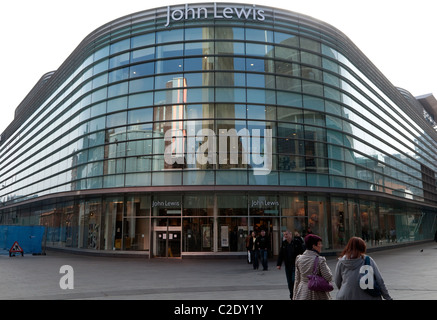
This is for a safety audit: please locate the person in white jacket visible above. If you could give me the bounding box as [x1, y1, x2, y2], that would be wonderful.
[334, 237, 392, 300]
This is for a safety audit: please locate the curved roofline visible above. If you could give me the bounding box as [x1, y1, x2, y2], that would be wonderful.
[1, 2, 436, 146]
[1, 2, 355, 144]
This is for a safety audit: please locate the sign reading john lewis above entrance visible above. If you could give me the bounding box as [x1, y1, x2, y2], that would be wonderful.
[165, 3, 265, 27]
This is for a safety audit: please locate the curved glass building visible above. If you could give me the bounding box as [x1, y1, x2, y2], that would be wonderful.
[1, 3, 436, 257]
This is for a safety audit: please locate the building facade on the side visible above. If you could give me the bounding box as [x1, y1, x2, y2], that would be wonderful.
[1, 3, 436, 257]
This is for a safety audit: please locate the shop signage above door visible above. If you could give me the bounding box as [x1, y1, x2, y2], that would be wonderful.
[165, 2, 265, 27]
[251, 198, 279, 207]
[152, 200, 181, 208]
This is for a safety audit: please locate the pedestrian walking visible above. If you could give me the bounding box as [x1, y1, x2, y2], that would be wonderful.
[334, 236, 392, 300]
[276, 230, 305, 299]
[256, 229, 270, 271]
[248, 231, 259, 269]
[390, 227, 397, 243]
[293, 234, 333, 300]
[245, 231, 252, 264]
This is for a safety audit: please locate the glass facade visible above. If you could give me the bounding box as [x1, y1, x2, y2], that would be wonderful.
[1, 3, 436, 257]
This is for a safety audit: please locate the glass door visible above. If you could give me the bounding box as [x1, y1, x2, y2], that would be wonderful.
[153, 218, 181, 257]
[252, 217, 280, 256]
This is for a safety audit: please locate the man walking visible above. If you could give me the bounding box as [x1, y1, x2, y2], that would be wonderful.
[276, 230, 305, 299]
[256, 229, 270, 271]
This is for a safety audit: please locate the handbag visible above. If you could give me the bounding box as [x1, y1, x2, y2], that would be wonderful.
[359, 255, 382, 297]
[307, 256, 334, 292]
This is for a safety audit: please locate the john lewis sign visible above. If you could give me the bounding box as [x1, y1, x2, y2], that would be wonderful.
[165, 3, 265, 27]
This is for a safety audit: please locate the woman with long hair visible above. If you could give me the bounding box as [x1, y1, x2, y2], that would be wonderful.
[334, 237, 392, 300]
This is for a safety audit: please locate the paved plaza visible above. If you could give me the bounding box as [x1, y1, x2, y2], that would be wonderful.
[1, 241, 436, 300]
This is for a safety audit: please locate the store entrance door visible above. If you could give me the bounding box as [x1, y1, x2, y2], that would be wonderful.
[252, 217, 280, 256]
[153, 218, 181, 258]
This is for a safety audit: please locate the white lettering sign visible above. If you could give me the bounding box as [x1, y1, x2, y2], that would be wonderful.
[59, 265, 74, 290]
[359, 265, 375, 289]
[251, 199, 279, 207]
[165, 3, 265, 27]
[152, 200, 181, 208]
[164, 125, 272, 175]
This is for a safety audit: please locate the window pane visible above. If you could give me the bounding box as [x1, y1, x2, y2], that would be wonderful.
[185, 42, 214, 55]
[184, 57, 214, 72]
[131, 47, 155, 63]
[183, 171, 215, 185]
[246, 43, 274, 58]
[108, 82, 128, 98]
[128, 92, 153, 108]
[185, 27, 214, 40]
[156, 29, 184, 43]
[247, 89, 276, 104]
[126, 156, 152, 172]
[108, 67, 129, 83]
[94, 46, 109, 60]
[130, 62, 155, 78]
[247, 105, 276, 120]
[90, 102, 106, 117]
[186, 88, 214, 103]
[275, 46, 299, 61]
[216, 171, 248, 185]
[125, 173, 151, 186]
[107, 96, 127, 112]
[275, 61, 300, 76]
[93, 59, 109, 74]
[301, 51, 321, 67]
[157, 75, 186, 90]
[92, 73, 108, 88]
[300, 37, 321, 53]
[277, 92, 302, 107]
[216, 88, 246, 103]
[104, 175, 125, 188]
[129, 77, 154, 93]
[152, 172, 182, 186]
[215, 57, 245, 71]
[274, 32, 299, 47]
[217, 194, 247, 214]
[276, 76, 301, 91]
[247, 74, 275, 89]
[215, 42, 245, 55]
[131, 33, 155, 48]
[156, 44, 183, 58]
[89, 116, 106, 131]
[215, 27, 244, 40]
[106, 112, 127, 127]
[128, 108, 153, 124]
[216, 72, 245, 86]
[185, 72, 214, 86]
[155, 59, 183, 74]
[110, 39, 130, 55]
[185, 104, 214, 119]
[216, 104, 246, 118]
[246, 29, 273, 42]
[127, 124, 153, 140]
[109, 52, 130, 69]
[126, 140, 153, 156]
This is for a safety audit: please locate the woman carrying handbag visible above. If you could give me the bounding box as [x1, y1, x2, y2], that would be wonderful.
[293, 234, 333, 300]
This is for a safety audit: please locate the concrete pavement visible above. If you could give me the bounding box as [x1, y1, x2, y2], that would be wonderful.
[1, 241, 436, 300]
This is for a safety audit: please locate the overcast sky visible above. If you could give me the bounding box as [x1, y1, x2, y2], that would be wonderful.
[0, 0, 436, 134]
